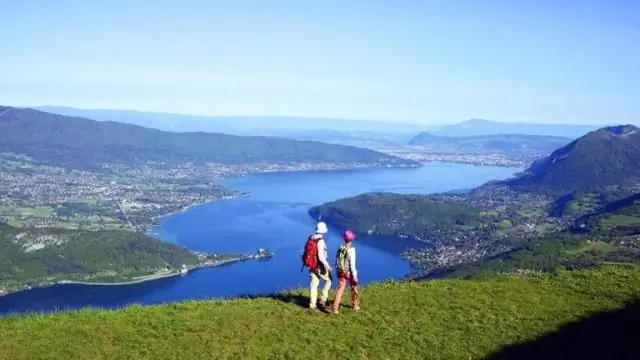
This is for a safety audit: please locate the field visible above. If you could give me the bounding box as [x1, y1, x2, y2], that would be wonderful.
[1, 266, 639, 359]
[0, 203, 128, 230]
[564, 241, 619, 255]
[599, 214, 640, 229]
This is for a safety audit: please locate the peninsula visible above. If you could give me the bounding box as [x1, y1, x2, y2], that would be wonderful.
[0, 221, 274, 296]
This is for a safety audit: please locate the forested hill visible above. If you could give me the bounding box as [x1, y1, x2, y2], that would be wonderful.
[0, 107, 418, 171]
[308, 192, 496, 246]
[0, 224, 199, 294]
[499, 125, 640, 194]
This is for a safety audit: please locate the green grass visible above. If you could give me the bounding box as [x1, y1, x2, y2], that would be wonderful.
[80, 198, 99, 206]
[599, 214, 640, 228]
[564, 193, 600, 216]
[498, 219, 513, 229]
[0, 205, 52, 227]
[6, 219, 26, 227]
[565, 241, 618, 255]
[1, 267, 639, 359]
[4, 206, 49, 217]
[33, 205, 53, 217]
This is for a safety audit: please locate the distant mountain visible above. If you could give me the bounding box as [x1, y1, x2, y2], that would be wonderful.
[500, 125, 640, 194]
[426, 119, 600, 138]
[273, 129, 414, 149]
[407, 132, 572, 155]
[33, 106, 241, 134]
[32, 106, 423, 135]
[0, 106, 419, 171]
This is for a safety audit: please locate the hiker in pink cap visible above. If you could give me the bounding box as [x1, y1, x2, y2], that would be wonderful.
[331, 230, 361, 314]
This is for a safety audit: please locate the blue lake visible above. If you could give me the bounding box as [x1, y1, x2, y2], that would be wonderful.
[0, 162, 521, 315]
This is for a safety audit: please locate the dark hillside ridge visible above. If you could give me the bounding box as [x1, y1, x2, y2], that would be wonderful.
[498, 125, 640, 194]
[0, 106, 418, 171]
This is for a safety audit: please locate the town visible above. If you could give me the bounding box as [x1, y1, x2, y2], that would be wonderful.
[378, 148, 538, 168]
[0, 152, 413, 232]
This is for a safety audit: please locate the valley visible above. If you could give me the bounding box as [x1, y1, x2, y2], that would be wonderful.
[2, 105, 639, 304]
[3, 2, 639, 358]
[0, 107, 422, 295]
[2, 105, 639, 300]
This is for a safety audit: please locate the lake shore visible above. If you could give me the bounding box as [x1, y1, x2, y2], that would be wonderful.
[0, 257, 248, 298]
[56, 271, 184, 286]
[145, 192, 251, 235]
[62, 257, 248, 286]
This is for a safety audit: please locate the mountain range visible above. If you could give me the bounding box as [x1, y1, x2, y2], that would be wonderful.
[0, 106, 418, 171]
[407, 132, 572, 156]
[33, 106, 606, 143]
[425, 118, 601, 138]
[32, 106, 423, 135]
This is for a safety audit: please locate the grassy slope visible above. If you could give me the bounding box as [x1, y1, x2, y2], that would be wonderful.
[1, 267, 640, 360]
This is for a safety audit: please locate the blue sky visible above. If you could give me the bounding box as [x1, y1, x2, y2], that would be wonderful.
[0, 0, 638, 125]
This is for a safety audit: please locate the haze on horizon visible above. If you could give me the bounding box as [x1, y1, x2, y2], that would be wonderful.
[0, 0, 638, 126]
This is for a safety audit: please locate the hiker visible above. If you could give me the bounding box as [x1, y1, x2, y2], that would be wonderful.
[331, 230, 360, 314]
[301, 221, 332, 309]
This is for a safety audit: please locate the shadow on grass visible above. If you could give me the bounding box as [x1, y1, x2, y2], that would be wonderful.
[237, 292, 333, 313]
[485, 299, 640, 360]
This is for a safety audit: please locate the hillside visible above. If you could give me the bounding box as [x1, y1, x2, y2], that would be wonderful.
[407, 132, 572, 155]
[420, 194, 640, 280]
[0, 224, 199, 294]
[501, 125, 640, 194]
[0, 107, 418, 171]
[0, 267, 639, 359]
[427, 118, 599, 138]
[309, 192, 519, 269]
[309, 192, 491, 241]
[579, 192, 640, 236]
[423, 231, 640, 280]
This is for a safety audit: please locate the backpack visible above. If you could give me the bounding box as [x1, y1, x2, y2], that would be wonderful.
[336, 244, 351, 276]
[302, 236, 320, 271]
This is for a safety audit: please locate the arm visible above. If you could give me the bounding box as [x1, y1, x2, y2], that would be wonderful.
[348, 247, 357, 278]
[317, 239, 331, 270]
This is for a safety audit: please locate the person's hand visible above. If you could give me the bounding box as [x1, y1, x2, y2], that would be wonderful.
[327, 266, 333, 272]
[352, 276, 359, 285]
